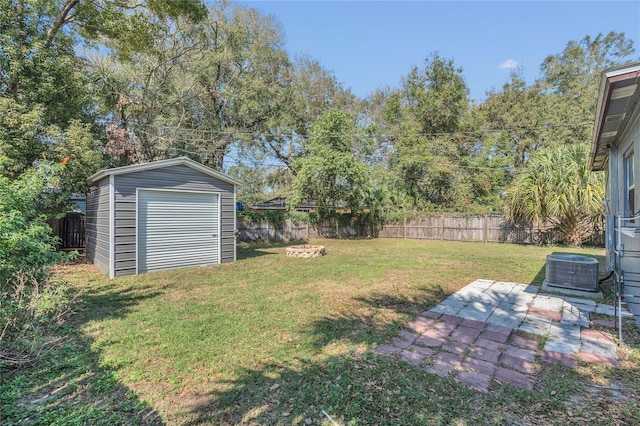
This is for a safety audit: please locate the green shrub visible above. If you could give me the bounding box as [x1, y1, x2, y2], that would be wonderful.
[0, 159, 73, 367]
[238, 209, 288, 225]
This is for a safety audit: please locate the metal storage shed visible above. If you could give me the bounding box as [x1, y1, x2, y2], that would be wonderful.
[86, 157, 240, 278]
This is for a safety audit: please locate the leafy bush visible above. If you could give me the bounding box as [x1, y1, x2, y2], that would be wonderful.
[0, 159, 73, 367]
[286, 210, 312, 225]
[238, 209, 288, 225]
[0, 161, 63, 283]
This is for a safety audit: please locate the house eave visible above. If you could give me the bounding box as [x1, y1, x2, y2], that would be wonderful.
[591, 62, 640, 171]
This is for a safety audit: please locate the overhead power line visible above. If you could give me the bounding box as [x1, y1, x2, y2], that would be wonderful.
[112, 121, 593, 141]
[106, 121, 593, 172]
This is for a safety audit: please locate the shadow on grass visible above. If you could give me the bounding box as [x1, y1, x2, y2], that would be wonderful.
[308, 286, 448, 349]
[76, 283, 166, 323]
[356, 287, 449, 313]
[237, 241, 304, 260]
[180, 285, 466, 425]
[179, 274, 640, 425]
[182, 353, 489, 425]
[182, 330, 640, 425]
[0, 280, 168, 425]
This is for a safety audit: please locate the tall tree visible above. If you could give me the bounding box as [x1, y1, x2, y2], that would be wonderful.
[290, 110, 370, 219]
[476, 71, 549, 173]
[477, 32, 635, 217]
[91, 3, 290, 170]
[403, 53, 469, 135]
[382, 53, 476, 210]
[0, 0, 94, 179]
[260, 55, 356, 171]
[0, 0, 205, 190]
[540, 31, 636, 147]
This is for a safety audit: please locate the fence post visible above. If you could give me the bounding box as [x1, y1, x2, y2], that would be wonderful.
[403, 216, 407, 239]
[440, 215, 445, 241]
[483, 214, 489, 243]
[285, 218, 289, 241]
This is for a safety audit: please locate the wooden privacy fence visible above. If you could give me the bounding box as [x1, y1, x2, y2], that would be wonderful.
[237, 218, 364, 242]
[238, 214, 605, 246]
[54, 214, 604, 248]
[237, 219, 313, 242]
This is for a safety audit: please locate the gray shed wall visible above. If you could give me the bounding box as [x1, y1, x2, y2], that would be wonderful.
[85, 178, 111, 273]
[86, 163, 236, 278]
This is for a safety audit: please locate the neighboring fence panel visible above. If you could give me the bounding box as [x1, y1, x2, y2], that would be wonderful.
[237, 219, 314, 242]
[237, 218, 365, 242]
[238, 214, 605, 247]
[379, 215, 604, 246]
[62, 214, 603, 247]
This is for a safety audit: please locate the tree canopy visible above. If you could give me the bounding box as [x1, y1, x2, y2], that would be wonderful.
[290, 110, 370, 218]
[0, 1, 636, 245]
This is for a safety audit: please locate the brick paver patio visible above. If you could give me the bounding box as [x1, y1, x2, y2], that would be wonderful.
[374, 279, 630, 392]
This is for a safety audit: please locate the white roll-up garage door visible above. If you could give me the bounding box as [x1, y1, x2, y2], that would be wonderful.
[138, 190, 219, 273]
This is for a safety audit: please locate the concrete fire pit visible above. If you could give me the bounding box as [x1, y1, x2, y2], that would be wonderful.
[286, 245, 326, 258]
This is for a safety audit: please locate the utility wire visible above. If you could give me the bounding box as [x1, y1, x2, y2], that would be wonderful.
[107, 121, 591, 172]
[111, 121, 593, 141]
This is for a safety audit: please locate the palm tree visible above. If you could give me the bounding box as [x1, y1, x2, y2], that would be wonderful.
[505, 143, 604, 246]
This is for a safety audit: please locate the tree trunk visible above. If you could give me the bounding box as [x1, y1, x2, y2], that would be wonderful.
[559, 215, 583, 247]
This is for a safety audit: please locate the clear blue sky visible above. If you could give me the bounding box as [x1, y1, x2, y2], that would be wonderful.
[243, 1, 640, 101]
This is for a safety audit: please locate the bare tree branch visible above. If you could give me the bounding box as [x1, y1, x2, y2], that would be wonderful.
[45, 0, 80, 48]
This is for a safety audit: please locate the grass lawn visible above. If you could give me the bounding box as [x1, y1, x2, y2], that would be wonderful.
[2, 239, 639, 425]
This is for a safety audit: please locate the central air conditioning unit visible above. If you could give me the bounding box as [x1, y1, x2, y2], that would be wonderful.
[544, 254, 599, 292]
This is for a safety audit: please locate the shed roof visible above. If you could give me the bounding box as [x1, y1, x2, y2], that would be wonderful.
[88, 157, 241, 186]
[251, 196, 288, 210]
[251, 197, 318, 210]
[591, 61, 640, 171]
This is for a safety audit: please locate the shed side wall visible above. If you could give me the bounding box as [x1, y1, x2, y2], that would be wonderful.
[113, 164, 236, 277]
[86, 178, 110, 273]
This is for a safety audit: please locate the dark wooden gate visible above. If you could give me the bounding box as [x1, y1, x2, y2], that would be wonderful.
[51, 213, 86, 250]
